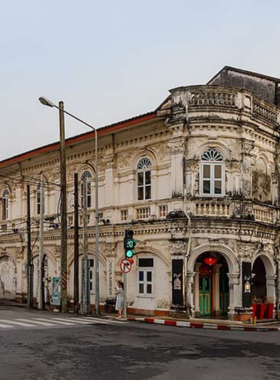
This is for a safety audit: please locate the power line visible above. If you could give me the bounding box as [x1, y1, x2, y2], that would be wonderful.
[0, 169, 61, 188]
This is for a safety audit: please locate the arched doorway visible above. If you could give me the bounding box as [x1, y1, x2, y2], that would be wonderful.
[0, 255, 16, 300]
[195, 252, 229, 317]
[252, 257, 266, 301]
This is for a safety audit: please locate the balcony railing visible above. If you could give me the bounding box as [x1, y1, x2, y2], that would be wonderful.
[195, 202, 230, 217]
[189, 91, 237, 108]
[178, 86, 280, 126]
[253, 205, 276, 224]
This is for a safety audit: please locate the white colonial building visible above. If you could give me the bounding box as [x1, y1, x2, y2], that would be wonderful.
[1, 66, 280, 320]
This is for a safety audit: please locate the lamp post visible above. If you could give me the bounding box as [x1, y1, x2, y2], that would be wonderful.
[39, 97, 100, 316]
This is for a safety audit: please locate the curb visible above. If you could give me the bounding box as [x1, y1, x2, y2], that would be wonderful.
[127, 317, 280, 332]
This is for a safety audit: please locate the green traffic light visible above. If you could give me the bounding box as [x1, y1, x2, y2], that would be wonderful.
[126, 250, 133, 258]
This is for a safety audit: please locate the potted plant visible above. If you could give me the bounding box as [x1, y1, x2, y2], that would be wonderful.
[257, 298, 266, 320]
[264, 297, 274, 319]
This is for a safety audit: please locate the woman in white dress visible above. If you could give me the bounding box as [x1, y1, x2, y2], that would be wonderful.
[115, 281, 124, 318]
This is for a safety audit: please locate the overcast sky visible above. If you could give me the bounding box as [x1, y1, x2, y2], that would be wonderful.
[1, 0, 279, 161]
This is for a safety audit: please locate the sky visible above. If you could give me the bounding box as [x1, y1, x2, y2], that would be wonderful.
[1, 0, 280, 161]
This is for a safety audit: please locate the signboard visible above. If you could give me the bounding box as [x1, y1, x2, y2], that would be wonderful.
[120, 259, 132, 274]
[50, 277, 61, 306]
[172, 259, 184, 305]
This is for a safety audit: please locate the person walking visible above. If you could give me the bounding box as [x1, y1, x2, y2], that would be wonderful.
[115, 281, 124, 319]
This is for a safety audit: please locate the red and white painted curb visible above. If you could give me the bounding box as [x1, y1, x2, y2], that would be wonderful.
[127, 317, 280, 332]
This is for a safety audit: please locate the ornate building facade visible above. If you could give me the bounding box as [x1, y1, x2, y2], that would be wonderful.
[0, 66, 280, 319]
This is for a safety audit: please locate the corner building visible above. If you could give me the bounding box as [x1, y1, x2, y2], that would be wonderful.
[1, 66, 280, 320]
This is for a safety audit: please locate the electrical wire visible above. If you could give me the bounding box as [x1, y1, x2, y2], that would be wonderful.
[0, 168, 61, 188]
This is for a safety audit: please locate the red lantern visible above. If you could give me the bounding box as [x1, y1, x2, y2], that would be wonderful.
[204, 256, 218, 266]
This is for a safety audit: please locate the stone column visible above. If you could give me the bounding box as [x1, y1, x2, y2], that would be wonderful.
[214, 264, 222, 316]
[168, 123, 185, 199]
[104, 242, 117, 299]
[241, 139, 254, 199]
[186, 271, 196, 317]
[227, 273, 240, 320]
[266, 275, 276, 300]
[194, 263, 201, 317]
[16, 249, 23, 302]
[104, 154, 115, 208]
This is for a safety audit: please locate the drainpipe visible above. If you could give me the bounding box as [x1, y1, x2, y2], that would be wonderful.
[275, 257, 279, 320]
[184, 214, 191, 315]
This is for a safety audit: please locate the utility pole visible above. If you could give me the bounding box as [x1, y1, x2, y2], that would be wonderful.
[94, 131, 100, 316]
[82, 177, 90, 314]
[38, 175, 44, 309]
[74, 173, 79, 312]
[59, 101, 68, 313]
[26, 184, 33, 308]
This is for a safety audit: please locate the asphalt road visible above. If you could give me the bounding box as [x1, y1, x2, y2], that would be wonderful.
[0, 306, 280, 380]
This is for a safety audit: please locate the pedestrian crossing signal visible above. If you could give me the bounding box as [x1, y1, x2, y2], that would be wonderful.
[124, 230, 136, 259]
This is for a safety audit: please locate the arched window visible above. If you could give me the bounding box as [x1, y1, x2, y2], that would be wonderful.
[2, 189, 9, 220]
[81, 171, 92, 208]
[137, 158, 152, 201]
[200, 148, 224, 196]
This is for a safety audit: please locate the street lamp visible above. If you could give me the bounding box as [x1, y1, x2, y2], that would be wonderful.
[39, 96, 100, 316]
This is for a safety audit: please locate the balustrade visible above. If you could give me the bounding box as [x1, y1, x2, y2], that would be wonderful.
[195, 202, 230, 217]
[189, 92, 236, 107]
[253, 206, 275, 223]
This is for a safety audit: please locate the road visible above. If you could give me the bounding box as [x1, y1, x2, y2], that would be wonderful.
[0, 306, 280, 380]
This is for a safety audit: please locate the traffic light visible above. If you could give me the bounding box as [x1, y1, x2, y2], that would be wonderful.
[124, 229, 136, 259]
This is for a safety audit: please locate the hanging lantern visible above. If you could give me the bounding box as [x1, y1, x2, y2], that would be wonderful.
[204, 256, 218, 266]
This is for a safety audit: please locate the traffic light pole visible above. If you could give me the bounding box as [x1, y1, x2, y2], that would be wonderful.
[123, 272, 127, 319]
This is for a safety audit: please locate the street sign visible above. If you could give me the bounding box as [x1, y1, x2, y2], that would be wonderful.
[120, 259, 132, 273]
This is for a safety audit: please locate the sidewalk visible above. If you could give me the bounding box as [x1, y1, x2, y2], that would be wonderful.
[2, 301, 280, 332]
[103, 312, 280, 332]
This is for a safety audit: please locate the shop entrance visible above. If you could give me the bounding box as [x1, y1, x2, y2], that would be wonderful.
[196, 252, 229, 317]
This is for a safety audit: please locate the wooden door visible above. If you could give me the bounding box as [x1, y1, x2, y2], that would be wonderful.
[199, 275, 211, 316]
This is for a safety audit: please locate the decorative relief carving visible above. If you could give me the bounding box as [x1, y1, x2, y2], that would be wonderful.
[104, 155, 115, 169]
[152, 143, 170, 160]
[66, 165, 77, 181]
[49, 167, 60, 183]
[117, 152, 134, 169]
[238, 243, 255, 262]
[185, 159, 199, 171]
[103, 243, 117, 257]
[15, 248, 24, 260]
[54, 246, 61, 258]
[98, 159, 106, 173]
[170, 240, 187, 255]
[169, 139, 185, 155]
[242, 139, 254, 156]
